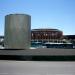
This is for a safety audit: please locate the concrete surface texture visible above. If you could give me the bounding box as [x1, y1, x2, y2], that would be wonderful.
[0, 48, 75, 55]
[0, 60, 75, 75]
[4, 14, 31, 49]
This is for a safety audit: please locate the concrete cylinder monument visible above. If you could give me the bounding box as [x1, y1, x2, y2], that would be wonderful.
[4, 14, 31, 49]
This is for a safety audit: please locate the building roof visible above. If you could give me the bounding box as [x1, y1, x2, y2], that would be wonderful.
[64, 35, 75, 39]
[32, 28, 62, 32]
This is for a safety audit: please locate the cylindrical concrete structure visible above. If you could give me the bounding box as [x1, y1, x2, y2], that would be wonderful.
[4, 14, 31, 49]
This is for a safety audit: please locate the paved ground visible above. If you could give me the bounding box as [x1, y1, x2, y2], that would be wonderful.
[0, 48, 75, 55]
[0, 60, 75, 75]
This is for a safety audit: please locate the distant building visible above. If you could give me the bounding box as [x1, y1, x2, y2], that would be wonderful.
[63, 35, 75, 43]
[0, 36, 4, 38]
[63, 35, 75, 40]
[1, 29, 75, 45]
[0, 36, 4, 46]
[31, 28, 63, 42]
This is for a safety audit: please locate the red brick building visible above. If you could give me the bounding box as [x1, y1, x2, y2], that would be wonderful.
[31, 29, 63, 42]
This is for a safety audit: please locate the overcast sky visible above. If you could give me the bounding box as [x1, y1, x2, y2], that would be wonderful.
[0, 0, 75, 35]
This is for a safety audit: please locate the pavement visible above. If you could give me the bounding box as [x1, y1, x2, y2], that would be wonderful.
[0, 60, 75, 75]
[0, 48, 75, 55]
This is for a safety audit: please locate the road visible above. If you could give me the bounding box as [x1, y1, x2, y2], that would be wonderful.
[0, 60, 75, 75]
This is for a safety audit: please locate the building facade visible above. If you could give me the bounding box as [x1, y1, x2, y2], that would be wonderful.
[31, 29, 63, 42]
[63, 35, 75, 43]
